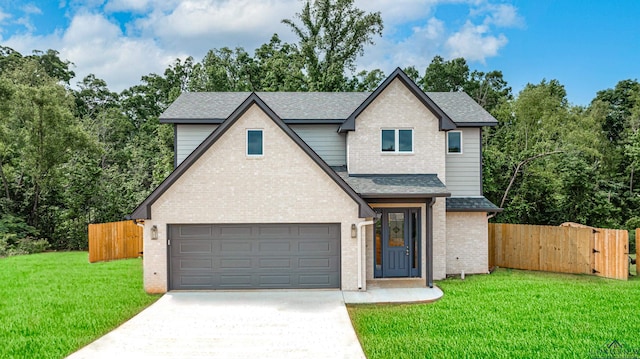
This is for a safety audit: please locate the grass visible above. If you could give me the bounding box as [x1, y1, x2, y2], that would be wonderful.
[0, 252, 160, 359]
[348, 269, 640, 359]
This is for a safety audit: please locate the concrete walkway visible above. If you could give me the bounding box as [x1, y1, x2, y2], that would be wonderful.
[344, 286, 443, 304]
[67, 291, 365, 359]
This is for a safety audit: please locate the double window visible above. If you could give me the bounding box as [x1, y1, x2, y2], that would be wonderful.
[381, 129, 413, 153]
[447, 131, 462, 154]
[247, 129, 263, 156]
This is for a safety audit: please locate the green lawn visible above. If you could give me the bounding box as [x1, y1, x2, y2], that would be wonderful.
[349, 269, 640, 359]
[0, 252, 160, 359]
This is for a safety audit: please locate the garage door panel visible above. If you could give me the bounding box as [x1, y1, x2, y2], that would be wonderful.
[219, 240, 253, 252]
[299, 225, 335, 237]
[219, 275, 252, 287]
[298, 257, 332, 269]
[180, 275, 214, 286]
[178, 241, 213, 254]
[178, 258, 213, 270]
[169, 224, 340, 290]
[299, 274, 333, 286]
[219, 258, 252, 269]
[218, 226, 253, 237]
[259, 258, 292, 269]
[176, 225, 212, 238]
[258, 241, 292, 253]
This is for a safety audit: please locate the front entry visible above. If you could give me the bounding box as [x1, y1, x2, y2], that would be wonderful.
[374, 208, 420, 278]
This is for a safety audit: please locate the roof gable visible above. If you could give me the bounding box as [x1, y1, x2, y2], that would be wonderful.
[338, 68, 457, 132]
[130, 93, 375, 219]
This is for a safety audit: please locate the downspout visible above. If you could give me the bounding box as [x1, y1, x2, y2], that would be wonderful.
[357, 220, 374, 290]
[427, 198, 435, 288]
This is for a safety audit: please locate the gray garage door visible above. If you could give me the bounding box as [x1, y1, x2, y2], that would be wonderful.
[169, 223, 340, 290]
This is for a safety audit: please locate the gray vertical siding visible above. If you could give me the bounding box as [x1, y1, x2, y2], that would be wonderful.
[176, 124, 218, 166]
[445, 127, 481, 196]
[289, 125, 346, 166]
[175, 124, 346, 167]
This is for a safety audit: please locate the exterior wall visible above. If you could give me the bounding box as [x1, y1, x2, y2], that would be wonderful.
[432, 198, 447, 280]
[144, 104, 364, 293]
[176, 124, 218, 166]
[289, 125, 346, 166]
[363, 200, 447, 283]
[176, 123, 346, 167]
[445, 127, 481, 196]
[446, 212, 489, 275]
[347, 78, 446, 176]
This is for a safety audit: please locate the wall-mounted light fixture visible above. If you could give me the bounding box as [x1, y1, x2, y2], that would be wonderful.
[151, 225, 158, 240]
[351, 224, 357, 238]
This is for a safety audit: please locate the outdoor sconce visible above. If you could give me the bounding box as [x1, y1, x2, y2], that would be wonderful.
[151, 225, 158, 240]
[351, 224, 357, 238]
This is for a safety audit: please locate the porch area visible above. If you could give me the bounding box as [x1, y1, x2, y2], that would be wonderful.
[342, 279, 443, 304]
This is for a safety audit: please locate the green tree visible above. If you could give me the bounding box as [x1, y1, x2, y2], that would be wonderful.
[419, 56, 511, 113]
[282, 0, 383, 91]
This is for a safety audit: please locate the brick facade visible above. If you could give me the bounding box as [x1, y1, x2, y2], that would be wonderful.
[347, 78, 446, 176]
[445, 212, 489, 275]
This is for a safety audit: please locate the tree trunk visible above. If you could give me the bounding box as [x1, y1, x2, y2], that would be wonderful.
[0, 158, 10, 200]
[488, 151, 563, 219]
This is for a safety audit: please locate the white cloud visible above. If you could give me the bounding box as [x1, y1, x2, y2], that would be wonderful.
[21, 4, 43, 15]
[474, 3, 524, 28]
[3, 12, 183, 91]
[0, 0, 523, 91]
[132, 0, 297, 57]
[445, 20, 507, 62]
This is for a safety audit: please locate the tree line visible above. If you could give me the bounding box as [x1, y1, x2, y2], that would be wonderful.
[0, 0, 638, 253]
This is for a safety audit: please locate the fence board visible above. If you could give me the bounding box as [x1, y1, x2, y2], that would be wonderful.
[488, 223, 626, 280]
[88, 220, 143, 263]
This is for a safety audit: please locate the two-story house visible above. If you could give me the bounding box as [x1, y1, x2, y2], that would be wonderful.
[130, 68, 501, 293]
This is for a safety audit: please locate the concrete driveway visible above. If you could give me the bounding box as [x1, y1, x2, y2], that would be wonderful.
[66, 291, 365, 359]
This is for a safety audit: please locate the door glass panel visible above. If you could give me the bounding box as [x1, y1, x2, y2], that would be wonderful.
[375, 217, 382, 267]
[411, 211, 418, 269]
[388, 212, 405, 247]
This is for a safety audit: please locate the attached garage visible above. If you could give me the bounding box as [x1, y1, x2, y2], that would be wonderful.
[169, 223, 341, 290]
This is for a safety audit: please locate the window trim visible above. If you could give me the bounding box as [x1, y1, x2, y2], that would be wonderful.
[447, 130, 463, 154]
[246, 129, 264, 156]
[380, 128, 414, 154]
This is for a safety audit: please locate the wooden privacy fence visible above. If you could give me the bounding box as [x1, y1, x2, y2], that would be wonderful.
[489, 223, 629, 280]
[88, 220, 143, 263]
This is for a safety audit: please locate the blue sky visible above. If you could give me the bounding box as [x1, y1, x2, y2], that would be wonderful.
[0, 0, 638, 106]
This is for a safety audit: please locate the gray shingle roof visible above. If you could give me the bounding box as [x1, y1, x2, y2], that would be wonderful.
[160, 90, 497, 126]
[160, 92, 370, 123]
[446, 197, 502, 212]
[426, 92, 497, 126]
[336, 172, 450, 198]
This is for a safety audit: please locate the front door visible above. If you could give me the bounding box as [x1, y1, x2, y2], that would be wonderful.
[375, 208, 420, 278]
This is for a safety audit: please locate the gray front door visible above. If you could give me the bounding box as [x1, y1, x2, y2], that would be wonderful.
[169, 223, 340, 290]
[375, 209, 420, 278]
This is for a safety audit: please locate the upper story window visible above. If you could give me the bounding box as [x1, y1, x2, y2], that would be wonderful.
[447, 131, 462, 154]
[381, 129, 413, 153]
[247, 129, 263, 156]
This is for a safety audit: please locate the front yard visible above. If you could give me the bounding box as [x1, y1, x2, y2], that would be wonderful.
[0, 252, 159, 359]
[349, 269, 640, 358]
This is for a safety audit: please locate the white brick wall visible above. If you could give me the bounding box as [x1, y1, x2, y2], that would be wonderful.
[347, 78, 446, 177]
[432, 198, 447, 280]
[143, 104, 364, 293]
[446, 212, 489, 275]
